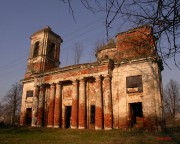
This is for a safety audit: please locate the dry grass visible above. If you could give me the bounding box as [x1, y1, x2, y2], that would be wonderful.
[0, 126, 179, 144]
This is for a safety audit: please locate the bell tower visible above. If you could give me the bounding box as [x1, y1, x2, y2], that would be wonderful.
[25, 26, 63, 78]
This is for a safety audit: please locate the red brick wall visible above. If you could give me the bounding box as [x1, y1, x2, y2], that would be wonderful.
[116, 26, 156, 62]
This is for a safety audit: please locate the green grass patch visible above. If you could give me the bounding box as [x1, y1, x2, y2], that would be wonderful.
[0, 126, 179, 144]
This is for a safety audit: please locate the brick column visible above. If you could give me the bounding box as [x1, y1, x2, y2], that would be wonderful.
[47, 83, 56, 127]
[71, 80, 78, 129]
[95, 75, 103, 130]
[103, 75, 113, 130]
[78, 78, 86, 129]
[37, 85, 45, 127]
[54, 82, 62, 128]
[31, 85, 40, 127]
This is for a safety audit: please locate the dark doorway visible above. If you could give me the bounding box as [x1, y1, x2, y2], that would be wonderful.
[90, 105, 95, 124]
[129, 102, 143, 128]
[65, 106, 72, 128]
[25, 108, 32, 125]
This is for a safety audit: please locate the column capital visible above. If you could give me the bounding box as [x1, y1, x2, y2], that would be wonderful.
[55, 82, 60, 86]
[72, 79, 78, 84]
[50, 83, 56, 87]
[58, 81, 63, 85]
[40, 84, 45, 89]
[55, 83, 61, 90]
[95, 75, 102, 81]
[79, 78, 85, 83]
[34, 85, 40, 88]
[103, 74, 111, 79]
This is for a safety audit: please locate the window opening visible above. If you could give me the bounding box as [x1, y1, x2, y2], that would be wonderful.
[126, 75, 143, 93]
[26, 90, 33, 98]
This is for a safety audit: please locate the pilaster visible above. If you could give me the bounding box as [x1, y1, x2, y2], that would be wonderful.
[95, 75, 103, 130]
[47, 83, 56, 127]
[71, 80, 78, 129]
[103, 75, 113, 130]
[31, 85, 40, 127]
[37, 85, 45, 127]
[54, 82, 62, 128]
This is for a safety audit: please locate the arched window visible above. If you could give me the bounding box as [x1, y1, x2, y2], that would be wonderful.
[48, 43, 55, 59]
[33, 41, 39, 57]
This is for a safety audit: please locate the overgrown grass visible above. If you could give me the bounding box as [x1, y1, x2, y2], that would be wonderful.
[0, 126, 179, 144]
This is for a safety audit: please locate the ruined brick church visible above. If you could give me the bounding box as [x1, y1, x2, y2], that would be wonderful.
[20, 25, 164, 130]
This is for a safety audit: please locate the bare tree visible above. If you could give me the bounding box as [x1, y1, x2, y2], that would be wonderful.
[2, 82, 22, 125]
[0, 102, 3, 122]
[164, 79, 180, 125]
[60, 0, 180, 66]
[73, 42, 83, 65]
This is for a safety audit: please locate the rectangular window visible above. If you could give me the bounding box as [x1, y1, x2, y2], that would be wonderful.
[90, 105, 95, 124]
[26, 90, 33, 98]
[126, 75, 143, 93]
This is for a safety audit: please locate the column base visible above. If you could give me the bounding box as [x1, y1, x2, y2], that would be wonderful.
[95, 126, 102, 130]
[104, 127, 112, 130]
[54, 125, 60, 128]
[31, 124, 36, 127]
[47, 125, 53, 128]
[78, 126, 85, 129]
[71, 126, 77, 129]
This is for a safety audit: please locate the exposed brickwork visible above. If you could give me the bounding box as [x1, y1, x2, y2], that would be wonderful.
[37, 107, 43, 126]
[71, 80, 78, 129]
[37, 86, 44, 127]
[103, 75, 112, 130]
[78, 104, 85, 128]
[54, 83, 61, 128]
[31, 85, 39, 126]
[95, 107, 103, 129]
[118, 117, 129, 129]
[24, 26, 62, 79]
[104, 114, 113, 129]
[115, 26, 156, 62]
[20, 26, 164, 131]
[47, 84, 55, 127]
[62, 117, 65, 128]
[78, 79, 85, 129]
[95, 76, 103, 129]
[54, 96, 60, 127]
[143, 117, 158, 132]
[71, 99, 78, 128]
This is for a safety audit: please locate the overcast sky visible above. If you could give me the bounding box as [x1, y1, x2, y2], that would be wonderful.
[0, 0, 179, 98]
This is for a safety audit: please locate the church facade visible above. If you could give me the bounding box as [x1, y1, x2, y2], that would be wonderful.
[20, 26, 164, 130]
